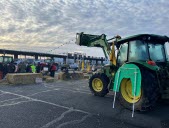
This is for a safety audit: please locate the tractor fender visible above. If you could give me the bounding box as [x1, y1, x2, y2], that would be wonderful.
[113, 63, 141, 96]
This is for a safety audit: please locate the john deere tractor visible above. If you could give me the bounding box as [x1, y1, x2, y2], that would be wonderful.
[76, 32, 169, 111]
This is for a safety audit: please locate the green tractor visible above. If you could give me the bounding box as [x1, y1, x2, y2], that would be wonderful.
[0, 56, 13, 64]
[76, 32, 169, 111]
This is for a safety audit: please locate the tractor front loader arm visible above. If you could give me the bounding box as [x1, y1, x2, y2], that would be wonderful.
[76, 32, 111, 59]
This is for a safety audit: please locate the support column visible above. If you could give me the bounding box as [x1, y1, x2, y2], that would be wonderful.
[96, 60, 98, 65]
[35, 55, 38, 60]
[63, 57, 66, 64]
[101, 60, 104, 65]
[74, 54, 77, 63]
[14, 54, 18, 60]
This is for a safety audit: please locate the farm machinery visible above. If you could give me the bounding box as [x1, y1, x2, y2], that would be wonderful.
[76, 32, 169, 112]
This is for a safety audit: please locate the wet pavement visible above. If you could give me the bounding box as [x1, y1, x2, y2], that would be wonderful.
[0, 79, 169, 128]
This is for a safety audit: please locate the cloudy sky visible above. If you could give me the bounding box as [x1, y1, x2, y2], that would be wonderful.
[0, 0, 169, 57]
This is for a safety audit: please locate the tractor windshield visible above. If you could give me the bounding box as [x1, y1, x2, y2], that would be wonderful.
[148, 43, 165, 62]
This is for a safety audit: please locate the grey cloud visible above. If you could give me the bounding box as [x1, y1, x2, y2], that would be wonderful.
[0, 0, 169, 57]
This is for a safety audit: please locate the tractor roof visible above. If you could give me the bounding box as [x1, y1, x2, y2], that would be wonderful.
[115, 34, 169, 48]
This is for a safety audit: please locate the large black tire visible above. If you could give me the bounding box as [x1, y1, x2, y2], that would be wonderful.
[89, 73, 109, 97]
[118, 69, 160, 111]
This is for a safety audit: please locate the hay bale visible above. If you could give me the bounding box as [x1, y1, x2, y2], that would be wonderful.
[82, 70, 87, 73]
[79, 72, 84, 79]
[43, 75, 51, 81]
[83, 74, 90, 79]
[6, 73, 43, 85]
[58, 72, 84, 80]
[46, 77, 55, 83]
[83, 75, 89, 79]
[87, 71, 93, 74]
[35, 77, 43, 83]
[0, 79, 8, 85]
[58, 72, 71, 80]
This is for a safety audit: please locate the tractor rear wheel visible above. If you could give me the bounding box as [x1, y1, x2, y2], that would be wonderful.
[118, 70, 160, 111]
[89, 73, 109, 97]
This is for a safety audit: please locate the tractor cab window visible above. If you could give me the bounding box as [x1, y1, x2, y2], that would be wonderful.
[148, 43, 165, 62]
[117, 43, 128, 65]
[129, 40, 148, 61]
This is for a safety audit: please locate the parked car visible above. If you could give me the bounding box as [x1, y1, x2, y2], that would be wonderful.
[69, 63, 78, 70]
[25, 59, 34, 64]
[13, 59, 23, 65]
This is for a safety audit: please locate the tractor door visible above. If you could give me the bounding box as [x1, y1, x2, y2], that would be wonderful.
[117, 42, 128, 66]
[128, 40, 149, 62]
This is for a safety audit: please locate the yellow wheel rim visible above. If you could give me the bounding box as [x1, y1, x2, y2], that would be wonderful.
[92, 78, 103, 92]
[121, 79, 141, 103]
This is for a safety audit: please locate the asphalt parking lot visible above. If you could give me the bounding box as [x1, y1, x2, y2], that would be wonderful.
[0, 79, 169, 128]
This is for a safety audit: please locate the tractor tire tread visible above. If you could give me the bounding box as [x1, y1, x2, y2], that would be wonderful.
[89, 73, 109, 97]
[118, 69, 160, 112]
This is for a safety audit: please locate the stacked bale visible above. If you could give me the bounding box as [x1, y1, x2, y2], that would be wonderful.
[6, 73, 43, 85]
[58, 72, 71, 80]
[58, 72, 84, 80]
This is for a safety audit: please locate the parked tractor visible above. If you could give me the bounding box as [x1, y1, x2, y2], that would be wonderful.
[0, 56, 13, 64]
[76, 32, 169, 111]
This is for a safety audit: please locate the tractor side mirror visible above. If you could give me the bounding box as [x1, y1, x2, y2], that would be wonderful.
[101, 34, 106, 40]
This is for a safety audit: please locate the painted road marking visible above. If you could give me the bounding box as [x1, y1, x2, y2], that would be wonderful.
[0, 89, 92, 128]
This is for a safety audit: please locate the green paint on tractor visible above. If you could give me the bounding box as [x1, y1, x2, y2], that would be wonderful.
[112, 63, 141, 96]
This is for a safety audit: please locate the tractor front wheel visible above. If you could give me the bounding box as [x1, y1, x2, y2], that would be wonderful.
[89, 73, 109, 97]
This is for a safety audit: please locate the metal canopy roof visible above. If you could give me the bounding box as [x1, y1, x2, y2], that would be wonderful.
[0, 49, 104, 61]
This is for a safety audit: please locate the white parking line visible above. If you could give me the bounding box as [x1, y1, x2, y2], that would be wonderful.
[0, 90, 90, 114]
[0, 89, 92, 127]
[40, 108, 74, 128]
[28, 89, 60, 96]
[0, 100, 31, 107]
[40, 107, 91, 128]
[42, 84, 91, 95]
[0, 97, 23, 103]
[57, 114, 91, 128]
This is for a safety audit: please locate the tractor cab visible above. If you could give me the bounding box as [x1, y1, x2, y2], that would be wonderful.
[116, 34, 169, 67]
